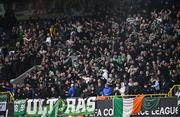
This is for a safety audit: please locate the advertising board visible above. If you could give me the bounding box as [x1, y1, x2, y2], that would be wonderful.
[86, 97, 179, 117]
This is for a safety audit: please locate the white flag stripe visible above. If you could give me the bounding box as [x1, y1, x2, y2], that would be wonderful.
[123, 98, 133, 117]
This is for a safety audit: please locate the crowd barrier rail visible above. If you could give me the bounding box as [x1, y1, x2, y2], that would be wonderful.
[10, 65, 41, 84]
[168, 84, 180, 96]
[109, 93, 168, 98]
[0, 91, 14, 103]
[1, 83, 179, 103]
[0, 85, 180, 117]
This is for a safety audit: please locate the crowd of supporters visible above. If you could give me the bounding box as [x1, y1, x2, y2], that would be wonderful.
[0, 0, 180, 99]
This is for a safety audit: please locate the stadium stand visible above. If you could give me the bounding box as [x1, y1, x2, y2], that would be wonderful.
[0, 0, 180, 100]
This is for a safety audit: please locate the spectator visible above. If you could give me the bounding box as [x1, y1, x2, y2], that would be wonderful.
[1, 0, 180, 99]
[120, 82, 126, 96]
[101, 84, 112, 96]
[151, 78, 160, 93]
[67, 84, 76, 97]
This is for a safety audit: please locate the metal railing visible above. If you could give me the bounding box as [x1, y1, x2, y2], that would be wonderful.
[0, 91, 14, 103]
[113, 93, 168, 98]
[168, 84, 180, 96]
[0, 87, 177, 103]
[98, 93, 168, 100]
[10, 66, 37, 84]
[2, 83, 178, 102]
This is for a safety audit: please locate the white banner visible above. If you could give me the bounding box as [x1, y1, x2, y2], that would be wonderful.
[0, 102, 7, 112]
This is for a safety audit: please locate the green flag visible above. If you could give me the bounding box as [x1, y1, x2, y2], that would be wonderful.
[142, 97, 160, 111]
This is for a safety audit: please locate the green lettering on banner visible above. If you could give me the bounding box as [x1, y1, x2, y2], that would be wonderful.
[49, 99, 60, 117]
[13, 97, 96, 116]
[58, 97, 96, 116]
[26, 99, 58, 116]
[14, 100, 26, 116]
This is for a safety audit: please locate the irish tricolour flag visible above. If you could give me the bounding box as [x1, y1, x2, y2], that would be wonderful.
[113, 95, 144, 117]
